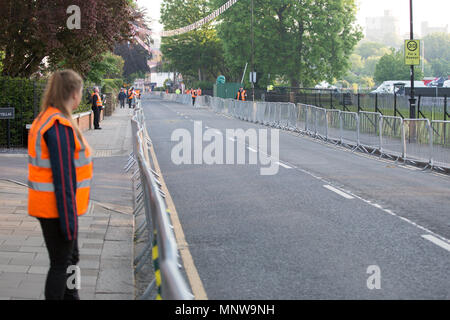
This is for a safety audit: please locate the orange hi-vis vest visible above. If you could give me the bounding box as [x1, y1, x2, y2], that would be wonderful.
[197, 89, 202, 96]
[237, 90, 247, 101]
[93, 92, 102, 106]
[28, 107, 93, 219]
[191, 90, 197, 98]
[128, 90, 134, 99]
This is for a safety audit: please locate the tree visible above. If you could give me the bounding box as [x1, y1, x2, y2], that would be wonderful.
[86, 52, 124, 84]
[0, 51, 4, 72]
[349, 54, 364, 74]
[374, 49, 423, 83]
[160, 0, 226, 83]
[114, 43, 151, 82]
[0, 0, 139, 78]
[361, 56, 381, 77]
[212, 0, 363, 87]
[355, 42, 389, 60]
[422, 33, 450, 77]
[360, 76, 375, 89]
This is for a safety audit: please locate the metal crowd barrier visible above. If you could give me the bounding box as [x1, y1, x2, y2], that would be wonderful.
[129, 107, 193, 300]
[157, 93, 450, 171]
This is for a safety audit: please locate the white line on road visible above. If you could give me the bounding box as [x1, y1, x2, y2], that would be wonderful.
[399, 165, 420, 171]
[277, 162, 292, 169]
[323, 185, 354, 199]
[247, 147, 257, 153]
[422, 235, 450, 252]
[293, 166, 450, 245]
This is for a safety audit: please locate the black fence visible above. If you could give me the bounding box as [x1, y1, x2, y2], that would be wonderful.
[0, 79, 47, 149]
[261, 88, 449, 121]
[0, 78, 98, 149]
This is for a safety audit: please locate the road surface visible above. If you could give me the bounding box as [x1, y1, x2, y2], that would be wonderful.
[142, 96, 450, 300]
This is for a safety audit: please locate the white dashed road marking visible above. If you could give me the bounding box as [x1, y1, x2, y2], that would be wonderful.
[323, 185, 355, 199]
[422, 235, 450, 252]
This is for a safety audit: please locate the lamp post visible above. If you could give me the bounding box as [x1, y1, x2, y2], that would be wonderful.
[409, 0, 416, 119]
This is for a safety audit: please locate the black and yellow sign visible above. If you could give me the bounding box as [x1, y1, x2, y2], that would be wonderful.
[405, 40, 421, 65]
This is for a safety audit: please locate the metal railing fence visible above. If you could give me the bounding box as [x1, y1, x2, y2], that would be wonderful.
[128, 106, 193, 300]
[151, 93, 450, 170]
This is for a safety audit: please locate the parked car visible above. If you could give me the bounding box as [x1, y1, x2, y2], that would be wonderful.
[426, 77, 447, 88]
[371, 80, 426, 95]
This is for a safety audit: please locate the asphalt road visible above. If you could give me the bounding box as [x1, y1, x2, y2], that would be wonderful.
[142, 96, 450, 300]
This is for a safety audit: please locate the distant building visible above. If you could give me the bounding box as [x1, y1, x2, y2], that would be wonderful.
[421, 22, 448, 37]
[365, 10, 401, 47]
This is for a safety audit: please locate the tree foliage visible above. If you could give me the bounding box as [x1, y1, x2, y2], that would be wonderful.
[422, 33, 450, 77]
[355, 42, 390, 60]
[114, 43, 151, 83]
[374, 49, 424, 83]
[160, 0, 226, 83]
[86, 52, 124, 84]
[211, 0, 363, 87]
[0, 0, 140, 77]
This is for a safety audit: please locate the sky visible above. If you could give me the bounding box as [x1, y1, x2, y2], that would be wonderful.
[137, 0, 450, 38]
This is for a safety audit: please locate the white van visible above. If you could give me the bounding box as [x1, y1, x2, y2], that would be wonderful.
[371, 80, 426, 94]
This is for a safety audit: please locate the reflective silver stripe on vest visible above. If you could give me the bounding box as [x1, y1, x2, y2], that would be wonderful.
[29, 156, 51, 168]
[28, 178, 92, 192]
[75, 150, 92, 167]
[77, 178, 92, 189]
[34, 112, 64, 161]
[29, 154, 92, 168]
[28, 180, 55, 192]
[30, 112, 92, 169]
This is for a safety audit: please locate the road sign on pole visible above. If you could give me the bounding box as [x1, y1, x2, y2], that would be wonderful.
[405, 39, 421, 65]
[0, 107, 15, 120]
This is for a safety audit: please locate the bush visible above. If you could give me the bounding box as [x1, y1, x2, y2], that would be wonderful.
[0, 76, 102, 147]
[0, 77, 47, 147]
[190, 81, 214, 90]
[102, 79, 124, 93]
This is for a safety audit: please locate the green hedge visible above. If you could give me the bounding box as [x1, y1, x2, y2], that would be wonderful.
[0, 77, 104, 148]
[102, 79, 124, 93]
[190, 81, 214, 90]
[0, 77, 47, 147]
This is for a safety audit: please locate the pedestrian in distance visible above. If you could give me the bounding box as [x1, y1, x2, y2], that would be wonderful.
[236, 87, 247, 101]
[118, 88, 127, 109]
[27, 69, 93, 300]
[191, 88, 197, 106]
[197, 88, 202, 96]
[91, 87, 103, 130]
[127, 87, 135, 108]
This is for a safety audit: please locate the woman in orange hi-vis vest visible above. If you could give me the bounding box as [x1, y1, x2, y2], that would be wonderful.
[28, 70, 93, 300]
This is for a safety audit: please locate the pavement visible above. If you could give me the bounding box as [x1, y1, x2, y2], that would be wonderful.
[0, 107, 135, 300]
[142, 96, 450, 300]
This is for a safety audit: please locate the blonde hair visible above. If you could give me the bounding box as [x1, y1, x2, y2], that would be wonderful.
[40, 70, 84, 140]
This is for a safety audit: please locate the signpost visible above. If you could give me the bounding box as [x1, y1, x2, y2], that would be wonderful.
[405, 40, 421, 66]
[407, 0, 417, 120]
[0, 108, 15, 119]
[0, 107, 15, 149]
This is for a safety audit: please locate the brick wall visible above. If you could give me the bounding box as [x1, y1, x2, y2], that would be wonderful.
[73, 110, 104, 132]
